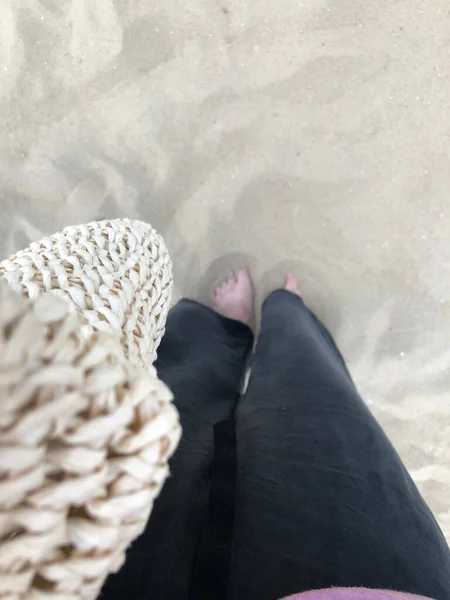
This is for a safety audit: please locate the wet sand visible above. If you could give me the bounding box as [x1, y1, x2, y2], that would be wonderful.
[0, 0, 449, 538]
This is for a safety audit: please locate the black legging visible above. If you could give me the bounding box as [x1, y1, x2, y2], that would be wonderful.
[101, 290, 450, 600]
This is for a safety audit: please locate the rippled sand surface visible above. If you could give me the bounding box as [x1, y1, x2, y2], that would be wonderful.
[1, 0, 449, 539]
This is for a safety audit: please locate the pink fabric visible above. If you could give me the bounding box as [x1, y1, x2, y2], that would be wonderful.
[281, 588, 433, 600]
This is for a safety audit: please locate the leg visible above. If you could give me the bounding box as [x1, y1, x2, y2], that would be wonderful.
[230, 278, 450, 600]
[101, 272, 254, 600]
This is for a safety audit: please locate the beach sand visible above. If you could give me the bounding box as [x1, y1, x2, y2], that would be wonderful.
[0, 0, 449, 538]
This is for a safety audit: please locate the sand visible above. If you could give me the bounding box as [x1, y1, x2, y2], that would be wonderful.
[0, 0, 449, 538]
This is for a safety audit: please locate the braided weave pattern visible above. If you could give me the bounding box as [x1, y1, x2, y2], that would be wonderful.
[0, 219, 173, 368]
[0, 285, 181, 599]
[0, 220, 180, 598]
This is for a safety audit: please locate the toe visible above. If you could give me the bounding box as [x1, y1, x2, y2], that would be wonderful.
[285, 272, 300, 295]
[237, 268, 252, 287]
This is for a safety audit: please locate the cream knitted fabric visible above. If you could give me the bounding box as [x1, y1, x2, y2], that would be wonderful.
[0, 220, 180, 599]
[0, 219, 173, 367]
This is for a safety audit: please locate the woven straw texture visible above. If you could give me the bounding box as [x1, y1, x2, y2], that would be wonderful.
[0, 219, 173, 368]
[0, 220, 181, 599]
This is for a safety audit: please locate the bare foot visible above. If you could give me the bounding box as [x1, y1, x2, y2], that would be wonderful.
[284, 272, 301, 297]
[212, 269, 254, 329]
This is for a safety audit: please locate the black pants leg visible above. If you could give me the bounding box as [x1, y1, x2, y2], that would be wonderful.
[100, 299, 253, 600]
[229, 290, 450, 600]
